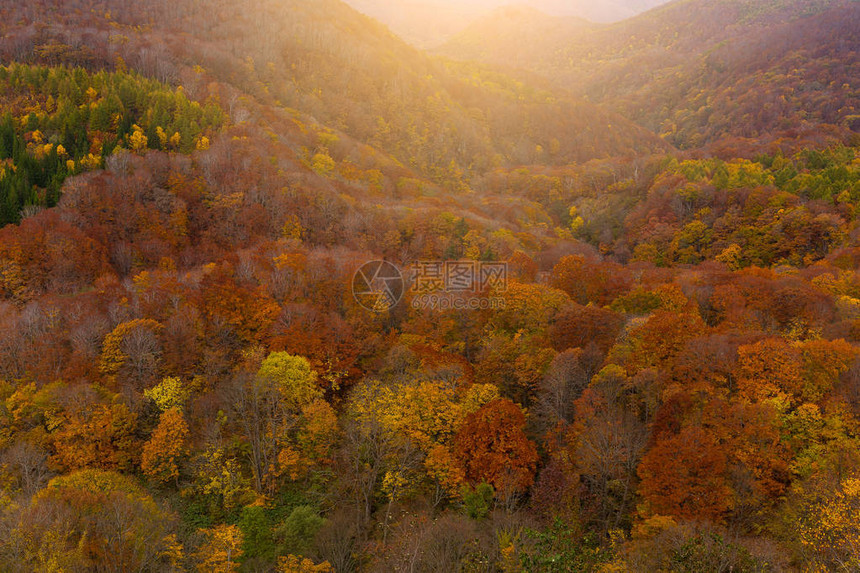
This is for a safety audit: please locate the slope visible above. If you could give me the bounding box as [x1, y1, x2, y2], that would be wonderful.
[0, 0, 669, 191]
[439, 0, 860, 148]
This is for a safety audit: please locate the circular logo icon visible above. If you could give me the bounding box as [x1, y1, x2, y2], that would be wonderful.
[352, 260, 404, 312]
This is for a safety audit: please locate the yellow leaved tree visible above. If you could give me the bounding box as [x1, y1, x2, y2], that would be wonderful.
[278, 555, 333, 572]
[798, 475, 860, 570]
[144, 376, 190, 412]
[195, 524, 243, 573]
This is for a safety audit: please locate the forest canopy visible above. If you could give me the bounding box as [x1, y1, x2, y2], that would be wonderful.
[0, 0, 859, 571]
[0, 64, 224, 224]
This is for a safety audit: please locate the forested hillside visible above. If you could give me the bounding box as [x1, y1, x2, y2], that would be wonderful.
[0, 0, 859, 572]
[440, 0, 860, 148]
[0, 64, 223, 224]
[1, 0, 666, 190]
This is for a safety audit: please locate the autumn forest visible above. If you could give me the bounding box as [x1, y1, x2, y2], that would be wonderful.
[0, 0, 859, 571]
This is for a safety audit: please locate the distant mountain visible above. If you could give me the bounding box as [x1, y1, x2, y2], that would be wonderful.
[561, 0, 860, 147]
[342, 0, 673, 47]
[440, 0, 860, 148]
[522, 0, 671, 21]
[340, 0, 487, 48]
[436, 5, 593, 70]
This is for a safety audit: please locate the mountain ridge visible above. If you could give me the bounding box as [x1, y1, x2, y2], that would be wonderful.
[438, 0, 860, 147]
[342, 0, 674, 47]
